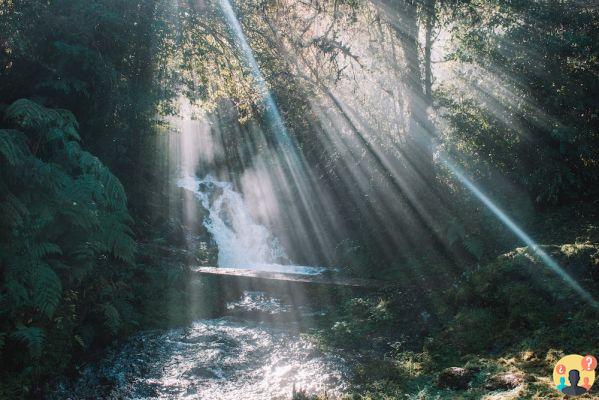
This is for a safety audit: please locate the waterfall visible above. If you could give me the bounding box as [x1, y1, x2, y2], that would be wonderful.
[177, 175, 325, 275]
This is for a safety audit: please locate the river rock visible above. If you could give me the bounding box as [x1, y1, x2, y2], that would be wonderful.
[185, 366, 221, 379]
[435, 367, 476, 390]
[484, 372, 525, 390]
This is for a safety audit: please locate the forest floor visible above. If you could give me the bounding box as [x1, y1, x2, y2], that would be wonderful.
[301, 201, 599, 399]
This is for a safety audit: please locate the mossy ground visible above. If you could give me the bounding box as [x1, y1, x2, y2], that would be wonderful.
[303, 204, 599, 399]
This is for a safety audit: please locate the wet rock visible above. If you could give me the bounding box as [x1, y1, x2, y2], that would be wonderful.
[484, 372, 525, 390]
[435, 367, 476, 390]
[180, 333, 217, 344]
[185, 366, 220, 379]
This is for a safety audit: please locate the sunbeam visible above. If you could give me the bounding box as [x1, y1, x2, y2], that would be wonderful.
[441, 155, 598, 309]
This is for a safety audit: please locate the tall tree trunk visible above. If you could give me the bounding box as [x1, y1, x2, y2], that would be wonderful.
[424, 0, 435, 104]
[382, 0, 434, 189]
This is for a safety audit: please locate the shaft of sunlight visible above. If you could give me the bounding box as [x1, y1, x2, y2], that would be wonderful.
[219, 0, 291, 149]
[219, 0, 342, 262]
[441, 155, 598, 309]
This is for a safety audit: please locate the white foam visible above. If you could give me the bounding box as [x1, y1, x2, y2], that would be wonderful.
[178, 175, 323, 276]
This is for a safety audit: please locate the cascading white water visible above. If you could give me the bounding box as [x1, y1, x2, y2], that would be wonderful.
[177, 175, 325, 275]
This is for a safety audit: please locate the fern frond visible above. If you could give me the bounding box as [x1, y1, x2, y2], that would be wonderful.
[100, 303, 121, 334]
[97, 212, 136, 263]
[28, 242, 62, 260]
[33, 161, 71, 192]
[102, 172, 127, 210]
[5, 280, 29, 308]
[77, 151, 127, 209]
[5, 99, 82, 146]
[0, 129, 27, 166]
[55, 109, 81, 141]
[11, 326, 45, 357]
[64, 141, 82, 160]
[59, 205, 98, 229]
[69, 242, 97, 261]
[45, 127, 66, 143]
[78, 150, 105, 176]
[60, 174, 100, 206]
[112, 233, 136, 264]
[32, 265, 62, 318]
[73, 334, 86, 349]
[4, 99, 60, 131]
[0, 192, 29, 227]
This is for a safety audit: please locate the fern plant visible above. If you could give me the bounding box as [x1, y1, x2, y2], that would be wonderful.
[11, 326, 45, 358]
[0, 99, 136, 381]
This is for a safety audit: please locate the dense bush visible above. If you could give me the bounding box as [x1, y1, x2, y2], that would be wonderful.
[0, 99, 138, 395]
[439, 0, 599, 220]
[441, 243, 599, 355]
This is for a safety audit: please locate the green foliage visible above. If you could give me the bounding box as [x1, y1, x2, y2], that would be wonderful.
[444, 218, 485, 261]
[0, 0, 597, 398]
[0, 98, 136, 390]
[100, 303, 122, 335]
[441, 0, 599, 206]
[32, 265, 62, 318]
[440, 243, 599, 355]
[0, 0, 196, 397]
[11, 326, 45, 358]
[0, 129, 25, 165]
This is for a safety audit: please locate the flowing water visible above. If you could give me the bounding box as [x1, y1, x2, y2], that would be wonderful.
[177, 175, 327, 276]
[50, 291, 349, 400]
[51, 176, 348, 399]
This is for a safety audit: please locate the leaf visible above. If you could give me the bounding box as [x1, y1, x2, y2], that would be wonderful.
[73, 335, 86, 349]
[11, 326, 45, 358]
[5, 99, 49, 130]
[101, 303, 121, 334]
[29, 242, 62, 260]
[102, 173, 127, 209]
[5, 280, 29, 307]
[32, 265, 62, 318]
[0, 192, 29, 227]
[45, 127, 66, 143]
[56, 109, 81, 140]
[0, 129, 24, 165]
[97, 211, 136, 264]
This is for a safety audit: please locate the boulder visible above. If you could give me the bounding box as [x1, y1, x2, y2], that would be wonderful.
[435, 367, 476, 390]
[484, 372, 525, 390]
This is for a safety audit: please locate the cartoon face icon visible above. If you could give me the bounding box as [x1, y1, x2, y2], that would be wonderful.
[553, 355, 596, 397]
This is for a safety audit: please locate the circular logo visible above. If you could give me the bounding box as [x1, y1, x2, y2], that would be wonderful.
[553, 354, 596, 396]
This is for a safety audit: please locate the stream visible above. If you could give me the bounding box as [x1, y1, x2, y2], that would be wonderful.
[50, 291, 350, 400]
[50, 175, 351, 399]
